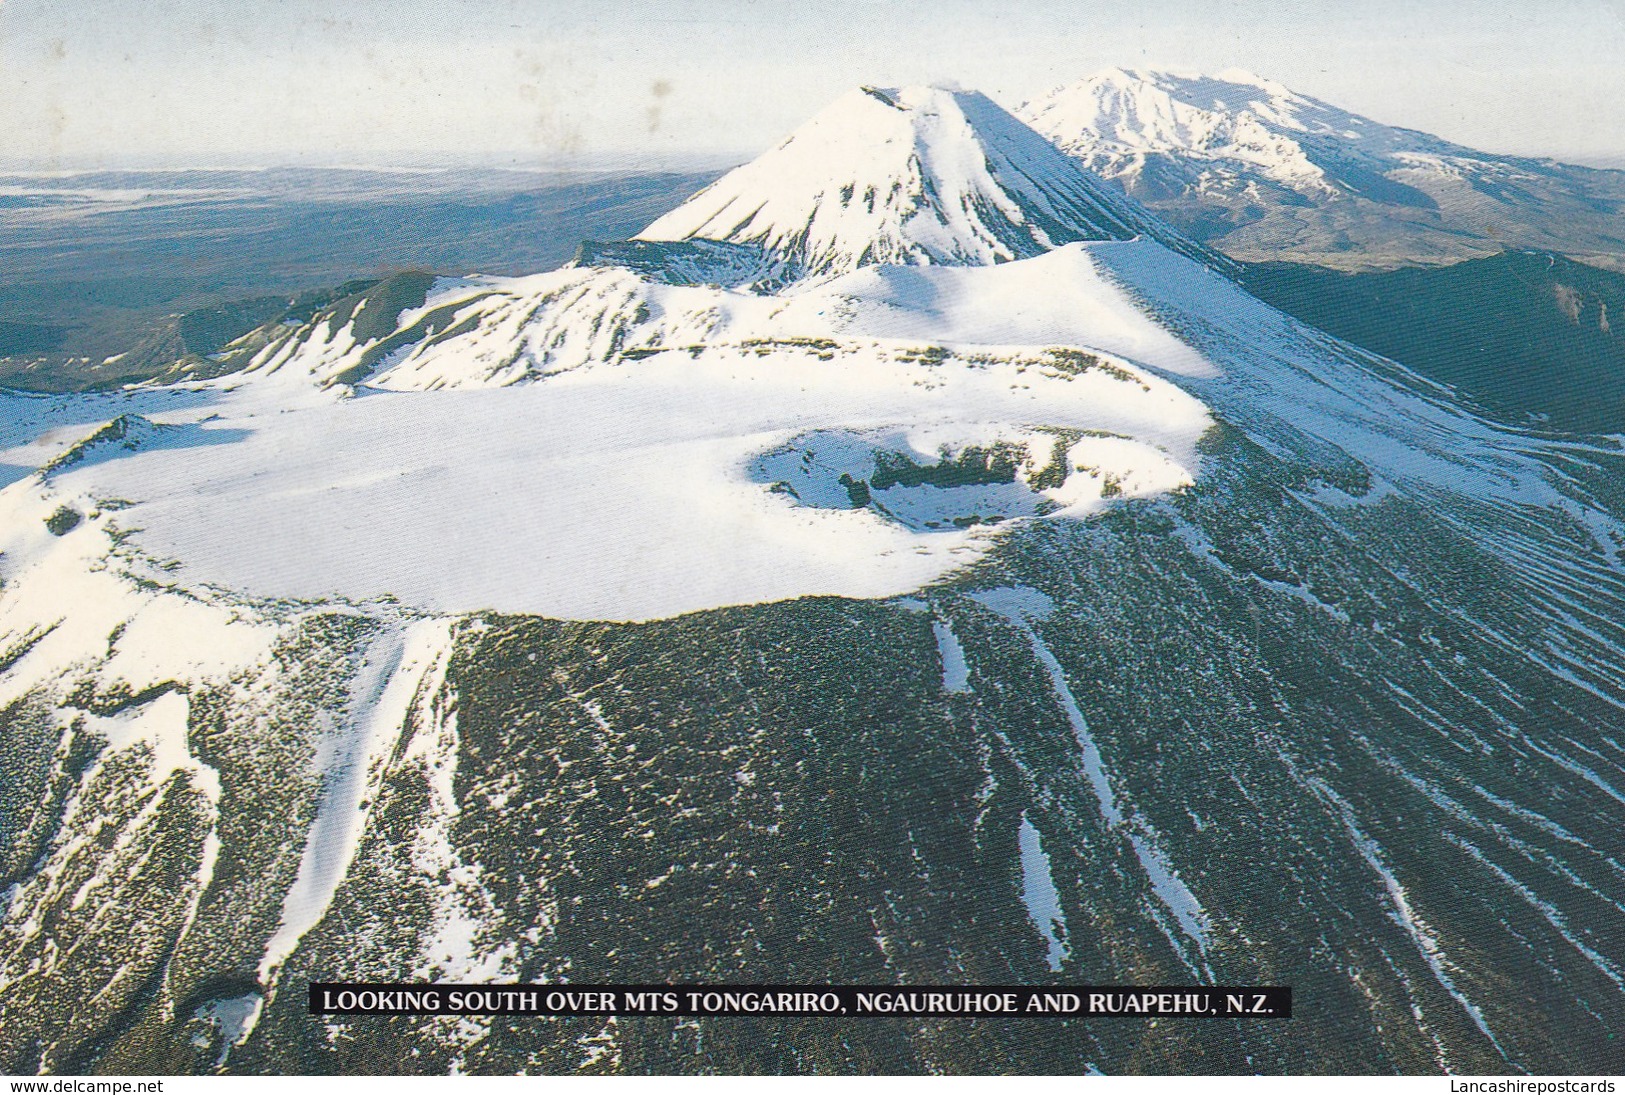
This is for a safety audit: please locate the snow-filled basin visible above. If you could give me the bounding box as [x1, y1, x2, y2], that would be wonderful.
[29, 343, 1209, 621]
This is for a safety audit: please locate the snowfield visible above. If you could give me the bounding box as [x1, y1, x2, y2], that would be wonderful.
[3, 243, 1214, 620]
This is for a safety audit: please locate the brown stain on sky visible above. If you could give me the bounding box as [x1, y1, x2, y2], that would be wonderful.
[508, 45, 586, 158]
[647, 79, 672, 134]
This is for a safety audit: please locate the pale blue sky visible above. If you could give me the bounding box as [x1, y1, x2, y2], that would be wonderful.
[5, 0, 1625, 169]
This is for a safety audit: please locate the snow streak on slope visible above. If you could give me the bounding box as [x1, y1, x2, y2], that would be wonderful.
[973, 586, 1214, 973]
[1300, 768, 1512, 1066]
[4, 78, 1625, 1076]
[1017, 812, 1070, 972]
[639, 85, 1218, 276]
[258, 619, 455, 983]
[1085, 242, 1625, 706]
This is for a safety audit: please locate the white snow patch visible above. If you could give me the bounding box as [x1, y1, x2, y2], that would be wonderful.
[77, 690, 199, 791]
[1125, 829, 1212, 956]
[1018, 812, 1070, 971]
[1445, 833, 1625, 992]
[194, 993, 264, 1068]
[405, 623, 521, 983]
[258, 619, 452, 981]
[932, 619, 971, 693]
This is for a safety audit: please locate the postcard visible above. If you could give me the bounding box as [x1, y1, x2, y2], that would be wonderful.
[1, 1, 1623, 1085]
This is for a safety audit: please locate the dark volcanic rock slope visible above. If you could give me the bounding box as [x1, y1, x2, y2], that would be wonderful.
[5, 357, 1624, 1074]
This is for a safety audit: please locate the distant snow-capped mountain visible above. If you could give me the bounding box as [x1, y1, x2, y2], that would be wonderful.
[1020, 68, 1625, 269]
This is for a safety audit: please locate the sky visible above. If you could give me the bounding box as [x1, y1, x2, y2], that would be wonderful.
[4, 0, 1625, 170]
